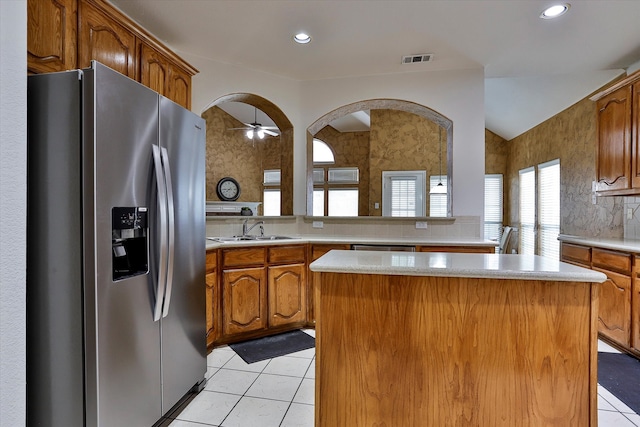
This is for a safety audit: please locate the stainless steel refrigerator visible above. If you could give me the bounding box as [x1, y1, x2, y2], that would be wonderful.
[27, 61, 207, 427]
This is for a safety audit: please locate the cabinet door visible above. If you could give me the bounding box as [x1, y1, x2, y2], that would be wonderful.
[594, 266, 631, 346]
[78, 0, 137, 78]
[634, 259, 640, 352]
[633, 84, 640, 189]
[139, 42, 169, 98]
[268, 264, 307, 327]
[595, 85, 632, 192]
[205, 270, 216, 348]
[27, 0, 77, 74]
[168, 64, 192, 110]
[308, 244, 350, 324]
[222, 267, 267, 336]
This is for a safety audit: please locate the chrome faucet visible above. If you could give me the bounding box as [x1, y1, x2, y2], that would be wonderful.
[243, 219, 264, 237]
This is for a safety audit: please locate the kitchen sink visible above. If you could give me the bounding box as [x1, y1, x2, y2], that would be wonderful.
[207, 235, 299, 242]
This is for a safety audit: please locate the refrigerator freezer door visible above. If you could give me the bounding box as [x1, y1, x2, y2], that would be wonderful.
[85, 62, 163, 427]
[159, 97, 207, 413]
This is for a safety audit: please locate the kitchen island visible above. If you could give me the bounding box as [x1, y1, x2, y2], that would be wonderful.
[310, 250, 606, 427]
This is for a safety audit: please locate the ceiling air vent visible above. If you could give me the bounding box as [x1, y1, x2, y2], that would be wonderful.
[401, 54, 433, 65]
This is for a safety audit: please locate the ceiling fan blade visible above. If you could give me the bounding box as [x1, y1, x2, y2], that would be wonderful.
[227, 127, 252, 130]
[263, 129, 279, 136]
[261, 126, 279, 130]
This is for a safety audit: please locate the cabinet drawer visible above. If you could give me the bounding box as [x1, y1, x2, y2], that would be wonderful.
[268, 245, 306, 264]
[222, 247, 266, 268]
[206, 249, 217, 272]
[560, 243, 591, 266]
[592, 248, 631, 275]
[312, 244, 350, 261]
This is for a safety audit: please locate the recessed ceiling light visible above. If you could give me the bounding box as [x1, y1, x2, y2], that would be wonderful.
[540, 3, 570, 19]
[293, 33, 311, 44]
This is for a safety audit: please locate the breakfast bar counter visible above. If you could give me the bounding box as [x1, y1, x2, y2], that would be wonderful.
[310, 251, 606, 427]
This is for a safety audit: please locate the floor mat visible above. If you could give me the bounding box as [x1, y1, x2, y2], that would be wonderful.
[229, 330, 315, 364]
[598, 352, 640, 414]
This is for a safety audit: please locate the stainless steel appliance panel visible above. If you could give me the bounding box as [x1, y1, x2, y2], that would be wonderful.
[158, 97, 207, 412]
[89, 62, 162, 427]
[26, 70, 85, 427]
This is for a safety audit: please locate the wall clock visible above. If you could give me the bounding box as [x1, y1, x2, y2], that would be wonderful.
[216, 177, 241, 201]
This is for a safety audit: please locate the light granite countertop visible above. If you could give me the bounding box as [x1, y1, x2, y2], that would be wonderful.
[309, 250, 606, 282]
[558, 234, 640, 253]
[205, 235, 498, 250]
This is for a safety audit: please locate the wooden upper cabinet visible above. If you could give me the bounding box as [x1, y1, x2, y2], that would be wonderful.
[168, 64, 192, 110]
[28, 0, 196, 109]
[592, 70, 640, 195]
[28, 0, 78, 73]
[139, 42, 169, 97]
[78, 0, 137, 78]
[139, 42, 192, 109]
[632, 83, 640, 188]
[595, 85, 632, 192]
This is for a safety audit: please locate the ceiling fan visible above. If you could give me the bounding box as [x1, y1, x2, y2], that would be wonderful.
[228, 107, 279, 139]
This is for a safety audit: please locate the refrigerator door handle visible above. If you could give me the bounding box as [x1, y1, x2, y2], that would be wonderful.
[152, 144, 168, 322]
[160, 146, 175, 318]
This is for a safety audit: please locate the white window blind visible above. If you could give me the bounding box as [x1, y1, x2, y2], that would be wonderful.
[429, 175, 447, 217]
[538, 159, 560, 259]
[328, 167, 359, 183]
[313, 189, 324, 216]
[383, 171, 426, 217]
[263, 169, 281, 185]
[313, 168, 325, 184]
[262, 189, 281, 216]
[519, 167, 536, 255]
[484, 174, 503, 241]
[328, 189, 359, 216]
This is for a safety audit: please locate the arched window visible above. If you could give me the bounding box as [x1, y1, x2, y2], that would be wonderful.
[312, 138, 359, 216]
[313, 138, 335, 164]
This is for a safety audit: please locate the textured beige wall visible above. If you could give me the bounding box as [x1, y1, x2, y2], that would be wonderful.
[369, 109, 445, 216]
[314, 109, 445, 216]
[485, 129, 509, 222]
[506, 97, 623, 238]
[314, 125, 371, 215]
[202, 106, 281, 215]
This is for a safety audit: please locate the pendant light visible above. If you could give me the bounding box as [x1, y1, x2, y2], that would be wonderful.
[430, 126, 447, 194]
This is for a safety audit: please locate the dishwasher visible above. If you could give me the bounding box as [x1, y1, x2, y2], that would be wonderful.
[351, 244, 415, 252]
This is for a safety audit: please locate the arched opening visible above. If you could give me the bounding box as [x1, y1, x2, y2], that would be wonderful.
[306, 99, 453, 217]
[203, 93, 294, 215]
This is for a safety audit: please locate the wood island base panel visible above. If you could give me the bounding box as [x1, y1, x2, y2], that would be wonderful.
[311, 251, 605, 427]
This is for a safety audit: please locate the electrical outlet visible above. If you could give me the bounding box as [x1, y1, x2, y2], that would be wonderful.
[374, 202, 380, 209]
[627, 208, 634, 220]
[312, 221, 324, 229]
[415, 221, 428, 229]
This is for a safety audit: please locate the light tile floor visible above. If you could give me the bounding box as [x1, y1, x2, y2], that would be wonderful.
[167, 331, 639, 427]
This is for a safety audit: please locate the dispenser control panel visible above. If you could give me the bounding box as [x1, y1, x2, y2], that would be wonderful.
[112, 207, 149, 281]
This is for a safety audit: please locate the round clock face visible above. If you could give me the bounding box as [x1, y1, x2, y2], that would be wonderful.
[216, 177, 241, 201]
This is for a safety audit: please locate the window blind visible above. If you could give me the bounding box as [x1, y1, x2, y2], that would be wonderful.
[519, 167, 535, 255]
[429, 175, 447, 217]
[484, 174, 503, 242]
[538, 159, 560, 259]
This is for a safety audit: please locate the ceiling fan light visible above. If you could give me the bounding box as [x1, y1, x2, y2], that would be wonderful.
[293, 33, 311, 44]
[540, 3, 570, 19]
[257, 129, 265, 139]
[246, 129, 254, 139]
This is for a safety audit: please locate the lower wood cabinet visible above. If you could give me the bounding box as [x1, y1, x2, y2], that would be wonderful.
[222, 267, 268, 336]
[268, 264, 306, 327]
[594, 266, 631, 345]
[561, 242, 638, 357]
[210, 244, 308, 346]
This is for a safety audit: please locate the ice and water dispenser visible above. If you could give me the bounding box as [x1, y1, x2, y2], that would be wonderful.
[112, 207, 149, 280]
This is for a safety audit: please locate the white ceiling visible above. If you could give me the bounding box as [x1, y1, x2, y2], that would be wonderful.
[111, 0, 640, 140]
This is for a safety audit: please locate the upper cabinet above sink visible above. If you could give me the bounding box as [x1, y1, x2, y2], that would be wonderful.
[592, 70, 640, 196]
